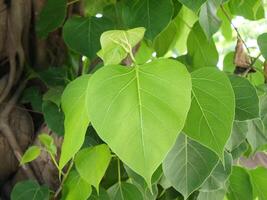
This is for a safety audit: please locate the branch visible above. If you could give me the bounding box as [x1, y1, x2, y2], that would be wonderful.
[220, 4, 251, 54]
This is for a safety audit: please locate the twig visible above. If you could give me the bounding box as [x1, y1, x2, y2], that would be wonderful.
[220, 4, 250, 54]
[67, 0, 80, 6]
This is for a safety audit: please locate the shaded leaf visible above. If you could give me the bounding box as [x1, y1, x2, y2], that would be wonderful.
[11, 181, 49, 200]
[108, 182, 143, 200]
[163, 134, 218, 199]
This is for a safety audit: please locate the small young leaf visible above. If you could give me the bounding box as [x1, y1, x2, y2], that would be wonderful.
[62, 170, 92, 200]
[183, 68, 235, 160]
[163, 134, 218, 199]
[59, 75, 91, 169]
[11, 180, 49, 200]
[75, 144, 111, 192]
[227, 166, 253, 200]
[87, 59, 192, 186]
[38, 133, 57, 155]
[97, 27, 145, 65]
[20, 146, 41, 165]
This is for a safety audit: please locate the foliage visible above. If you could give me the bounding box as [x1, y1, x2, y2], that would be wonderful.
[13, 0, 267, 199]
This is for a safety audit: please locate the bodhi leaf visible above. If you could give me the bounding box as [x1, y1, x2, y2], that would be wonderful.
[36, 0, 67, 38]
[183, 68, 235, 160]
[246, 118, 267, 152]
[163, 134, 218, 199]
[108, 182, 143, 200]
[187, 23, 219, 69]
[197, 189, 226, 200]
[38, 134, 57, 155]
[59, 75, 91, 169]
[20, 146, 41, 165]
[227, 166, 253, 200]
[177, 0, 207, 13]
[87, 59, 192, 185]
[226, 120, 248, 151]
[257, 33, 267, 60]
[62, 171, 92, 200]
[63, 16, 114, 59]
[75, 144, 111, 192]
[199, 0, 222, 39]
[249, 167, 267, 200]
[123, 0, 173, 40]
[98, 27, 145, 65]
[228, 75, 259, 121]
[11, 181, 49, 200]
[200, 152, 232, 192]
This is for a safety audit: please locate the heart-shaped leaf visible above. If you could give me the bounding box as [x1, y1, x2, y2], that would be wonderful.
[87, 59, 192, 185]
[75, 144, 111, 192]
[163, 134, 218, 199]
[183, 68, 235, 160]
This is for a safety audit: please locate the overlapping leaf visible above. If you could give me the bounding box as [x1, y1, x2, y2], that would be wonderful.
[183, 68, 235, 160]
[59, 75, 91, 169]
[163, 134, 218, 199]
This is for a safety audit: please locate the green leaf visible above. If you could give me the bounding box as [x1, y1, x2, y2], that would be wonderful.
[199, 0, 222, 38]
[246, 118, 267, 152]
[226, 121, 248, 151]
[163, 134, 218, 199]
[134, 42, 153, 65]
[38, 134, 57, 155]
[227, 166, 253, 200]
[75, 144, 111, 192]
[21, 86, 43, 112]
[174, 6, 198, 55]
[200, 152, 232, 191]
[108, 182, 143, 200]
[228, 0, 264, 20]
[228, 75, 260, 121]
[153, 6, 198, 56]
[223, 52, 235, 73]
[43, 86, 64, 107]
[63, 16, 114, 59]
[98, 27, 145, 65]
[257, 33, 267, 60]
[36, 0, 67, 38]
[20, 146, 41, 165]
[87, 59, 192, 185]
[187, 23, 219, 69]
[42, 101, 64, 136]
[177, 0, 207, 12]
[125, 0, 173, 40]
[197, 188, 226, 200]
[38, 67, 69, 87]
[84, 0, 116, 16]
[230, 141, 249, 160]
[62, 170, 92, 200]
[59, 75, 91, 169]
[88, 188, 110, 200]
[217, 5, 233, 41]
[249, 167, 267, 200]
[11, 181, 49, 200]
[183, 68, 235, 160]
